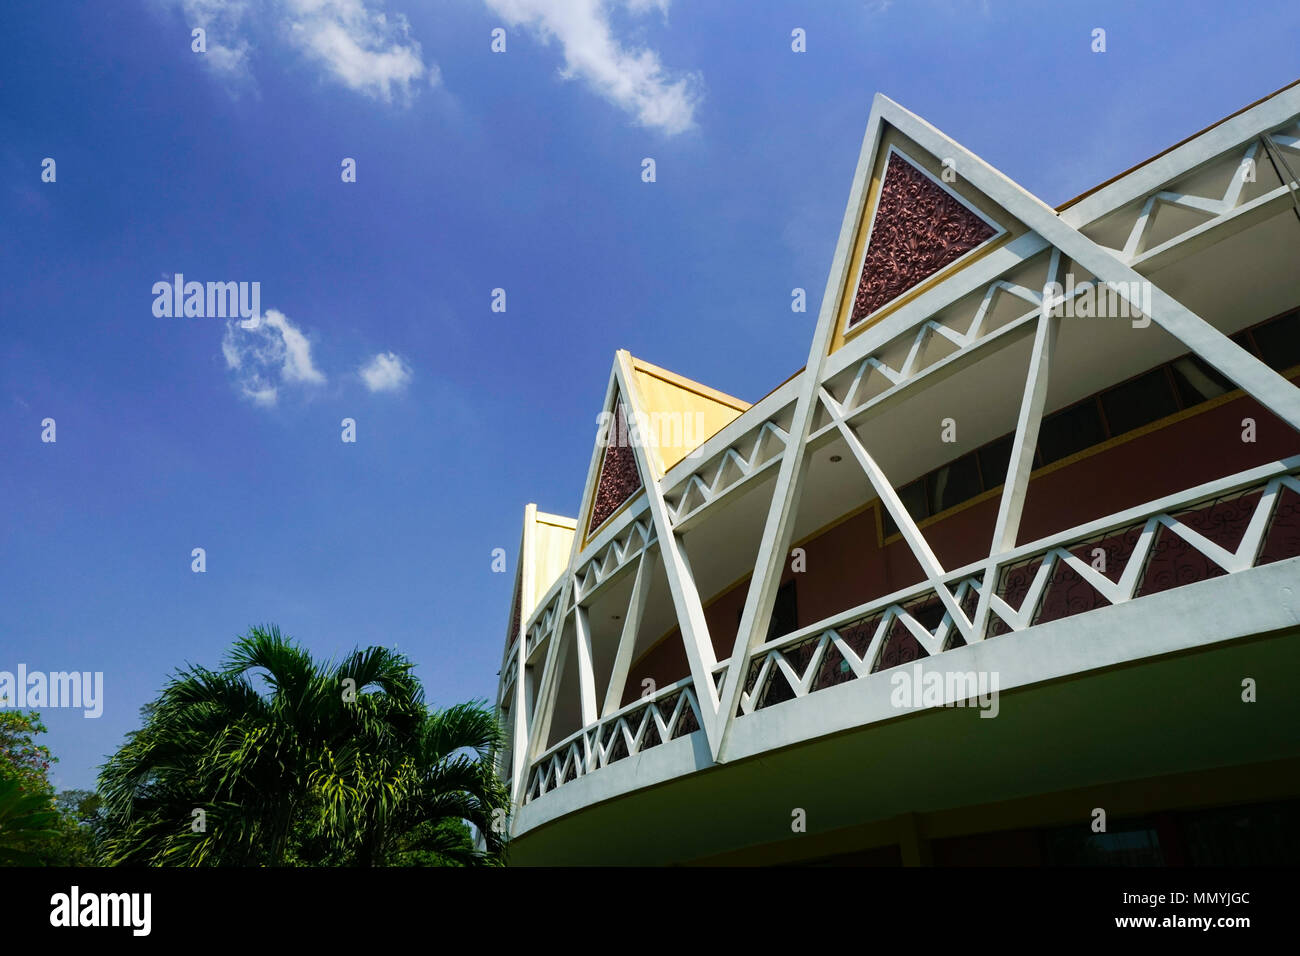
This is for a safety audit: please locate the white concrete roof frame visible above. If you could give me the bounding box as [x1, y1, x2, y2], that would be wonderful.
[499, 83, 1300, 836]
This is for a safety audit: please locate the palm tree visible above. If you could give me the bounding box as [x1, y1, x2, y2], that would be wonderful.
[98, 626, 508, 866]
[0, 778, 60, 865]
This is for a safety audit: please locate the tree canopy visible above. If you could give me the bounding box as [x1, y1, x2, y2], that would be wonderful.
[94, 626, 509, 866]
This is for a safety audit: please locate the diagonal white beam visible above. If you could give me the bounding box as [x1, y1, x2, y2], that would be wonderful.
[505, 504, 537, 809]
[601, 549, 656, 717]
[961, 251, 1064, 634]
[713, 98, 898, 762]
[615, 352, 723, 749]
[572, 604, 599, 728]
[1051, 240, 1300, 432]
[1060, 82, 1300, 228]
[877, 94, 1300, 434]
[526, 595, 572, 773]
[971, 297, 1060, 640]
[830, 414, 970, 635]
[521, 364, 623, 779]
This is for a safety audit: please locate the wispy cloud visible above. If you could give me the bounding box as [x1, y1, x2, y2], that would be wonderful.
[222, 308, 326, 406]
[283, 0, 430, 103]
[172, 0, 255, 86]
[164, 0, 431, 102]
[483, 0, 701, 135]
[359, 351, 413, 392]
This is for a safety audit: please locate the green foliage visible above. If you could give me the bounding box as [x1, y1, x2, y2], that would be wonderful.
[0, 777, 59, 865]
[0, 710, 101, 865]
[97, 626, 509, 866]
[44, 790, 105, 866]
[0, 711, 55, 796]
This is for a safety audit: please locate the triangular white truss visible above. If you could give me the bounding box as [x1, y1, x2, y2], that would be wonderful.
[498, 83, 1300, 828]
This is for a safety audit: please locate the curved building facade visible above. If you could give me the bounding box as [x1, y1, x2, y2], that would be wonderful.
[494, 83, 1300, 865]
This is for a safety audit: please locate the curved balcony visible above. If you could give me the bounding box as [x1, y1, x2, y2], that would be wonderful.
[495, 85, 1300, 864]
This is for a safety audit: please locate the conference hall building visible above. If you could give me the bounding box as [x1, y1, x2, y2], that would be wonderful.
[493, 81, 1300, 866]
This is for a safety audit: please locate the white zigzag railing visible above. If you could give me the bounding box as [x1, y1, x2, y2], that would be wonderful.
[573, 518, 656, 603]
[524, 677, 704, 803]
[1091, 123, 1299, 265]
[524, 589, 563, 658]
[518, 457, 1300, 798]
[815, 257, 1102, 436]
[735, 460, 1300, 716]
[664, 420, 789, 527]
[817, 124, 1299, 438]
[736, 575, 984, 717]
[836, 279, 1043, 396]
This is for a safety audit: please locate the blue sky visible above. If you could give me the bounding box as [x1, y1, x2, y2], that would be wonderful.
[2, 0, 1298, 790]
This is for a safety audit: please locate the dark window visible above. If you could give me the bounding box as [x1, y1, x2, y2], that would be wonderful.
[977, 434, 1015, 490]
[742, 579, 799, 642]
[906, 596, 946, 632]
[1169, 354, 1234, 408]
[1180, 798, 1300, 866]
[1037, 400, 1107, 465]
[882, 479, 929, 538]
[1251, 310, 1300, 371]
[1042, 819, 1164, 866]
[869, 313, 1294, 547]
[898, 479, 929, 522]
[769, 579, 798, 641]
[1100, 368, 1180, 437]
[1230, 329, 1255, 354]
[927, 453, 981, 514]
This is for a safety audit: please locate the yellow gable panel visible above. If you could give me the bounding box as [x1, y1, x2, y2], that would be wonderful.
[530, 512, 575, 609]
[629, 358, 750, 475]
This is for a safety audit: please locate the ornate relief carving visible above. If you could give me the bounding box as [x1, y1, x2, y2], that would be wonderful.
[588, 402, 643, 534]
[850, 154, 997, 327]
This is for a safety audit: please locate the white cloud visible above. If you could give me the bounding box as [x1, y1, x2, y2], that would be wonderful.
[172, 0, 255, 85]
[484, 0, 701, 135]
[245, 383, 280, 406]
[359, 351, 413, 392]
[221, 308, 326, 406]
[164, 0, 430, 102]
[283, 0, 429, 103]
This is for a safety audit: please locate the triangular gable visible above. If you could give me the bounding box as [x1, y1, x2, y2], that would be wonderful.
[581, 355, 751, 539]
[829, 133, 1029, 353]
[504, 507, 576, 650]
[500, 502, 574, 808]
[626, 355, 750, 477]
[586, 395, 644, 536]
[714, 89, 1300, 763]
[849, 147, 1002, 325]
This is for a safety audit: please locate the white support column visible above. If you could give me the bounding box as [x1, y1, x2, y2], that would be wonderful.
[615, 353, 723, 748]
[972, 275, 1061, 641]
[714, 100, 893, 762]
[877, 93, 1300, 434]
[992, 257, 1064, 554]
[573, 603, 599, 727]
[508, 674, 529, 805]
[602, 549, 655, 717]
[503, 504, 536, 810]
[529, 600, 573, 759]
[520, 366, 622, 779]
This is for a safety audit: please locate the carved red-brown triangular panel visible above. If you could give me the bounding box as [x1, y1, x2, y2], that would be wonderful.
[849, 154, 998, 327]
[588, 402, 643, 534]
